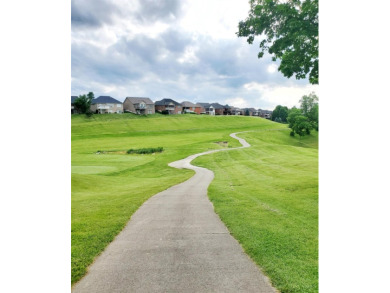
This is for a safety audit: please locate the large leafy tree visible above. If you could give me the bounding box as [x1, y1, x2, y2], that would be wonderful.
[74, 92, 94, 116]
[288, 92, 318, 136]
[272, 105, 289, 122]
[287, 106, 302, 128]
[300, 92, 318, 130]
[291, 115, 312, 137]
[237, 0, 318, 84]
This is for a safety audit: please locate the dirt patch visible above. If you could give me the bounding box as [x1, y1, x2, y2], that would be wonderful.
[214, 141, 229, 147]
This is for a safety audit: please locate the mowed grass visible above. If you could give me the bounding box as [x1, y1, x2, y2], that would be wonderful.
[71, 113, 281, 284]
[193, 130, 318, 293]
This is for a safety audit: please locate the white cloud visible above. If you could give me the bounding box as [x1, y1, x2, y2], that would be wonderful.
[72, 0, 318, 110]
[179, 0, 249, 39]
[225, 97, 249, 108]
[244, 82, 319, 108]
[177, 46, 199, 64]
[267, 64, 277, 74]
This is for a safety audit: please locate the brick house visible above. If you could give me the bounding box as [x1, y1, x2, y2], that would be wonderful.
[90, 96, 123, 114]
[197, 103, 216, 115]
[243, 108, 257, 116]
[231, 107, 243, 115]
[181, 101, 204, 114]
[123, 97, 155, 115]
[155, 98, 182, 114]
[252, 109, 261, 116]
[210, 103, 225, 115]
[259, 109, 272, 119]
[222, 105, 232, 115]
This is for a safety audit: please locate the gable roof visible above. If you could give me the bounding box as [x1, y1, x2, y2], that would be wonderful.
[197, 102, 211, 107]
[92, 96, 122, 104]
[210, 103, 224, 109]
[125, 97, 154, 105]
[181, 101, 197, 107]
[155, 98, 181, 106]
[71, 96, 78, 103]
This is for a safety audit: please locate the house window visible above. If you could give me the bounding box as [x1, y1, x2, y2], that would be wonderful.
[148, 110, 152, 114]
[117, 104, 121, 107]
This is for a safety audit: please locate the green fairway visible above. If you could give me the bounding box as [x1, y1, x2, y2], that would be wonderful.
[72, 114, 318, 292]
[193, 130, 318, 293]
[71, 113, 282, 284]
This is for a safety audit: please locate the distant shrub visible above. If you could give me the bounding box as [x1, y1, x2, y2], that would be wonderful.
[127, 147, 164, 154]
[290, 131, 295, 137]
[161, 110, 169, 115]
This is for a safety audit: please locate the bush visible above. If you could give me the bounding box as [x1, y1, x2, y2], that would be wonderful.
[127, 147, 164, 154]
[290, 131, 295, 137]
[161, 110, 169, 115]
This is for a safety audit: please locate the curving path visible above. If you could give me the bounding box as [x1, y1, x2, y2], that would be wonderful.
[72, 132, 277, 293]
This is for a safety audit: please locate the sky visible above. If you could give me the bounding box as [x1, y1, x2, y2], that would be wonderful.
[71, 0, 319, 110]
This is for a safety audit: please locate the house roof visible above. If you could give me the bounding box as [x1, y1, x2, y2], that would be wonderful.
[71, 96, 78, 103]
[92, 96, 122, 104]
[210, 103, 224, 109]
[155, 98, 181, 106]
[125, 97, 154, 104]
[197, 103, 210, 107]
[181, 101, 197, 107]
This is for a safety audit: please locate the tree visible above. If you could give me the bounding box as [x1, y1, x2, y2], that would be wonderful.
[237, 0, 319, 84]
[291, 115, 312, 137]
[287, 107, 302, 128]
[272, 105, 289, 123]
[299, 92, 318, 130]
[74, 92, 94, 116]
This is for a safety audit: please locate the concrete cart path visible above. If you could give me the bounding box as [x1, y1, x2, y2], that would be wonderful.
[72, 132, 277, 293]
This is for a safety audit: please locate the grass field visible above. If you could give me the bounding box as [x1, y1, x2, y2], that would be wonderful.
[193, 130, 318, 292]
[71, 113, 282, 284]
[71, 113, 318, 292]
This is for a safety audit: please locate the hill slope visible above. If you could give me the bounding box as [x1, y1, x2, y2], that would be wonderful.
[72, 114, 318, 293]
[72, 114, 282, 284]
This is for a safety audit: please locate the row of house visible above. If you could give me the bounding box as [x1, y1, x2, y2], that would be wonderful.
[71, 96, 272, 118]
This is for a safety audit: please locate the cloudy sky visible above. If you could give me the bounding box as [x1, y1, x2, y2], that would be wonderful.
[71, 0, 319, 110]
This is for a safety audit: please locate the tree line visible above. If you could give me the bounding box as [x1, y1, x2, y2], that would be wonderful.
[271, 92, 318, 137]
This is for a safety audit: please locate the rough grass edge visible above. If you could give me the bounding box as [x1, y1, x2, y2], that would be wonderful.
[127, 147, 164, 154]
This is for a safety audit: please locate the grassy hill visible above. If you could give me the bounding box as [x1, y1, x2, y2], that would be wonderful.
[71, 113, 318, 292]
[194, 130, 318, 292]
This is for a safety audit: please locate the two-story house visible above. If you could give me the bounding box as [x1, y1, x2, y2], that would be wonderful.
[210, 103, 225, 115]
[231, 107, 242, 115]
[155, 98, 182, 114]
[123, 97, 155, 115]
[197, 103, 216, 115]
[259, 109, 272, 119]
[181, 101, 204, 114]
[90, 96, 123, 114]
